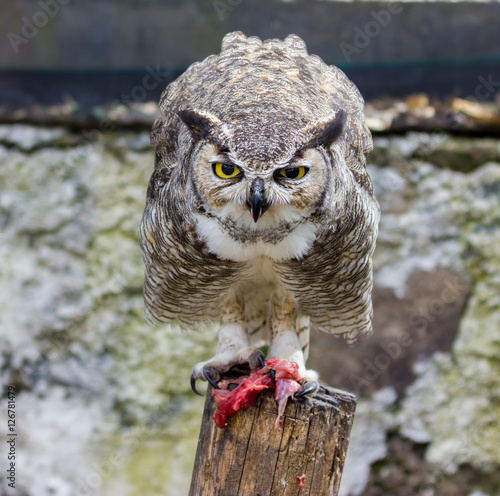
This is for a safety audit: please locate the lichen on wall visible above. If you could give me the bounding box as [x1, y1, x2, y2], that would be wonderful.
[398, 162, 500, 475]
[1, 125, 499, 496]
[0, 125, 215, 496]
[341, 141, 500, 495]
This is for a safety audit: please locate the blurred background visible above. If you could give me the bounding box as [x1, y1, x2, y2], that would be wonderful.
[0, 1, 499, 495]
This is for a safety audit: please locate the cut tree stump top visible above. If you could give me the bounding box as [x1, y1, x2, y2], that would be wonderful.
[189, 385, 356, 496]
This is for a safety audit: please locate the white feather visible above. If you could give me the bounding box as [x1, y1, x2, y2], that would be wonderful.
[194, 213, 317, 262]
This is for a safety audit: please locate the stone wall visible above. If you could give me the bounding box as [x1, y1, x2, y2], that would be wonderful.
[0, 124, 499, 495]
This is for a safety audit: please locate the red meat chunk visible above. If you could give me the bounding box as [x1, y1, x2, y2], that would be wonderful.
[274, 373, 301, 429]
[211, 370, 274, 428]
[296, 473, 306, 487]
[211, 358, 302, 429]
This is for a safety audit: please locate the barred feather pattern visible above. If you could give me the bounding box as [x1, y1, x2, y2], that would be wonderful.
[139, 32, 380, 343]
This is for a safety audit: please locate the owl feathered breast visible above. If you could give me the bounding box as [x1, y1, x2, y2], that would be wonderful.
[139, 32, 379, 341]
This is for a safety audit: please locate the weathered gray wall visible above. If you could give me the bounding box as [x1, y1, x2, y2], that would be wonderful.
[1, 0, 500, 106]
[2, 0, 500, 68]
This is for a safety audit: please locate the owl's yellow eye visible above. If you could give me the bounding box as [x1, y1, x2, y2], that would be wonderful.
[279, 166, 308, 179]
[213, 163, 241, 179]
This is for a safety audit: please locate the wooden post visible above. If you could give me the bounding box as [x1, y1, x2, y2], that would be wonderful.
[189, 385, 356, 496]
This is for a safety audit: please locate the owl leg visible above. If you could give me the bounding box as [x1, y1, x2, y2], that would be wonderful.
[268, 290, 319, 396]
[191, 296, 265, 395]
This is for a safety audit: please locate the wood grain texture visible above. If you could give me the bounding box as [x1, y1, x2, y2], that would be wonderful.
[189, 385, 356, 496]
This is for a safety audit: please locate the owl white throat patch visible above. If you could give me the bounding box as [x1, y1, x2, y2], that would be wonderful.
[194, 212, 317, 262]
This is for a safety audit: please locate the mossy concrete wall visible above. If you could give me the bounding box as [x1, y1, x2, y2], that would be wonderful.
[0, 125, 499, 495]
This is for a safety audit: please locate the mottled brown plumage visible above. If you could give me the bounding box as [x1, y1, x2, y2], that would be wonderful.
[139, 32, 380, 390]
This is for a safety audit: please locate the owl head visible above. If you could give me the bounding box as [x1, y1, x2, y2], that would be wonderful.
[150, 32, 372, 259]
[174, 107, 345, 230]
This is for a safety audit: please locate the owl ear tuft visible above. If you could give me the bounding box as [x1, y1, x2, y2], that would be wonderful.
[175, 109, 219, 140]
[304, 110, 346, 150]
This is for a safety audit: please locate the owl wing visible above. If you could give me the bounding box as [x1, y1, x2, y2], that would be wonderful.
[139, 170, 245, 327]
[275, 183, 380, 344]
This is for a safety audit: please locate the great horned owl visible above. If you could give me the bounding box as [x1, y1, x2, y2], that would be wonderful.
[139, 32, 379, 395]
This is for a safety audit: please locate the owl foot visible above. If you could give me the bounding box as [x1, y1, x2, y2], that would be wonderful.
[295, 380, 319, 398]
[190, 349, 266, 396]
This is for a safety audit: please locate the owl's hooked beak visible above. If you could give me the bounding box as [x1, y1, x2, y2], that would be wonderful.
[247, 178, 270, 223]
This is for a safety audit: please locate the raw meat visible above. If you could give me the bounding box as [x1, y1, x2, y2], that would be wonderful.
[296, 473, 306, 487]
[265, 358, 301, 429]
[211, 358, 302, 429]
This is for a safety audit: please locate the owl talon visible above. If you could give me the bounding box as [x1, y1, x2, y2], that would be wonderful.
[247, 349, 266, 370]
[204, 369, 220, 390]
[270, 369, 276, 385]
[190, 374, 203, 396]
[256, 354, 266, 369]
[295, 381, 319, 398]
